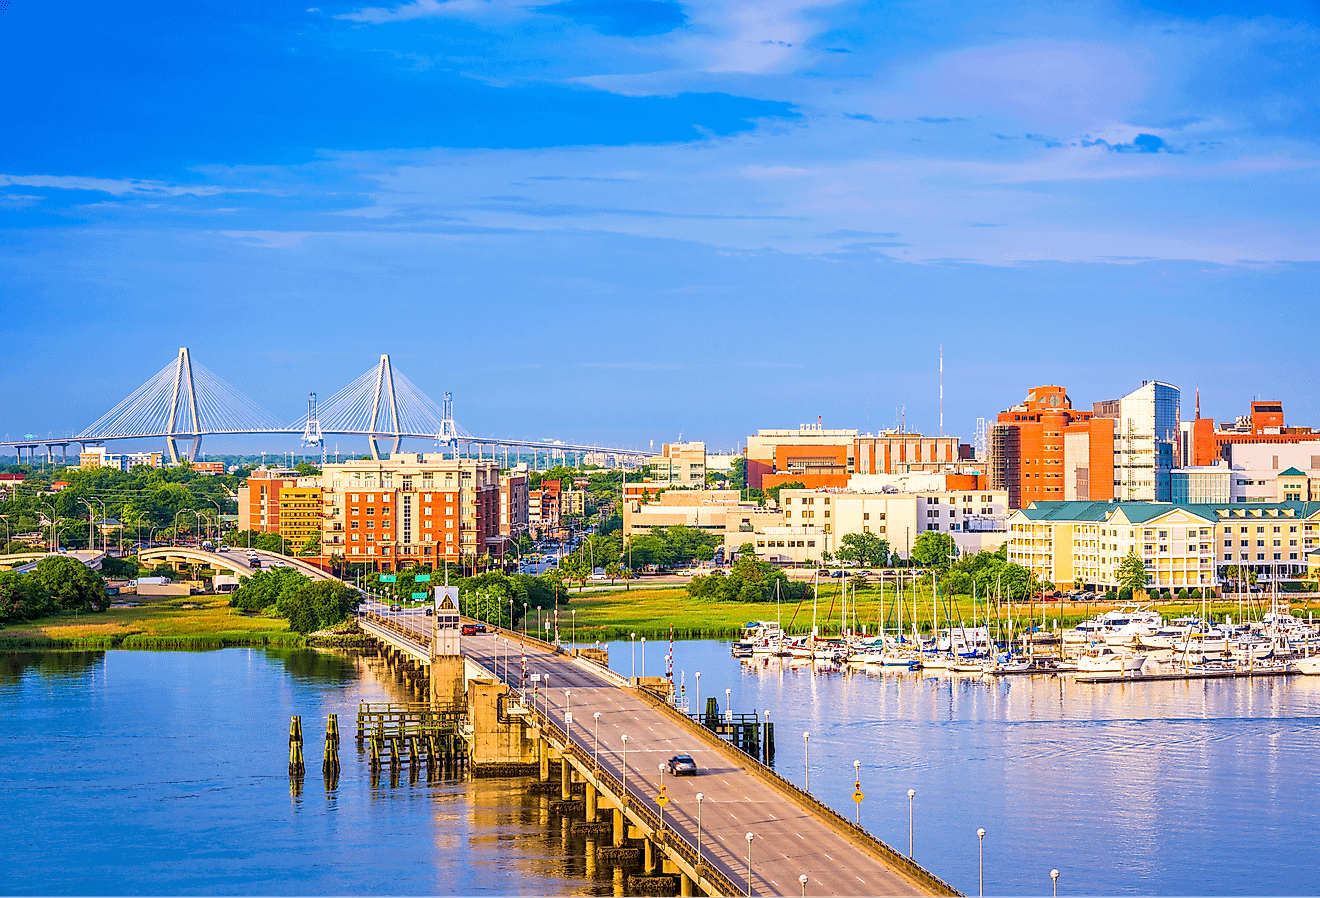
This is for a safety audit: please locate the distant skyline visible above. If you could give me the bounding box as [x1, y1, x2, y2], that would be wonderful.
[2, 0, 1317, 453]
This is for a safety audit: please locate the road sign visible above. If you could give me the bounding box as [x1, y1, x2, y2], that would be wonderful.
[853, 790, 865, 803]
[656, 792, 669, 807]
[380, 575, 397, 583]
[411, 592, 428, 599]
[531, 674, 541, 683]
[564, 712, 573, 727]
[414, 574, 431, 582]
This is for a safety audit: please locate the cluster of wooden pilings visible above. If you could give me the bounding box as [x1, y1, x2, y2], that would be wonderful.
[357, 701, 467, 787]
[698, 697, 775, 765]
[288, 714, 344, 794]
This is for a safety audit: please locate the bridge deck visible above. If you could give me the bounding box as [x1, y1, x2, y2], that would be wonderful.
[375, 608, 952, 897]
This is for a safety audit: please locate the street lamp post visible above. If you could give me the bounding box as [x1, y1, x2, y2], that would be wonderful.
[640, 636, 646, 678]
[630, 632, 636, 682]
[1051, 869, 1060, 898]
[657, 762, 667, 832]
[977, 828, 987, 898]
[523, 602, 528, 639]
[593, 712, 601, 776]
[694, 671, 701, 719]
[572, 609, 577, 653]
[853, 759, 861, 824]
[799, 874, 808, 897]
[696, 792, 704, 868]
[907, 789, 916, 857]
[803, 732, 810, 790]
[745, 832, 755, 897]
[620, 734, 629, 805]
[564, 690, 571, 729]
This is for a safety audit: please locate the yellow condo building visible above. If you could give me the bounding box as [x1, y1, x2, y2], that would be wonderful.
[1008, 500, 1320, 590]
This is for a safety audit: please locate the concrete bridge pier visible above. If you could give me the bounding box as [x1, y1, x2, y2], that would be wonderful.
[539, 737, 551, 782]
[560, 753, 572, 800]
[612, 807, 625, 847]
[679, 871, 694, 897]
[643, 837, 656, 876]
[430, 655, 464, 708]
[585, 781, 598, 819]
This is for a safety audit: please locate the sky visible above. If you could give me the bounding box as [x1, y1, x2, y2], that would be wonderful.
[1, 0, 1318, 456]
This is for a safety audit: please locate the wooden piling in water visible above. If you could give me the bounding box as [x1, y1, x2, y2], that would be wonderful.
[288, 715, 305, 776]
[323, 713, 341, 778]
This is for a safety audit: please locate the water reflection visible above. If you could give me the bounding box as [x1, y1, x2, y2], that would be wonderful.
[606, 639, 1320, 896]
[0, 650, 104, 684]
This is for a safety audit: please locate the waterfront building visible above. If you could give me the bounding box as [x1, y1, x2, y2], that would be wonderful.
[237, 468, 323, 543]
[321, 454, 500, 569]
[1008, 500, 1320, 589]
[498, 472, 529, 538]
[79, 447, 129, 471]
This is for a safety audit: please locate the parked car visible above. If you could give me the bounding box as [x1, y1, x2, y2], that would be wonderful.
[667, 754, 698, 776]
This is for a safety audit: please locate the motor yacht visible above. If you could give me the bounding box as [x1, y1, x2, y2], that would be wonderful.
[1076, 644, 1146, 675]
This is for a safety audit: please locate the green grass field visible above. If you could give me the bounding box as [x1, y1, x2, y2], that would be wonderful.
[0, 594, 304, 649]
[558, 581, 1320, 641]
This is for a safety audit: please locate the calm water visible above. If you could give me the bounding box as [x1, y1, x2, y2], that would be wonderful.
[0, 649, 617, 896]
[606, 638, 1320, 896]
[6, 643, 1320, 896]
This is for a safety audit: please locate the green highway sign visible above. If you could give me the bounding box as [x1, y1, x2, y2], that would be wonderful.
[380, 575, 397, 583]
[414, 574, 432, 582]
[412, 592, 428, 599]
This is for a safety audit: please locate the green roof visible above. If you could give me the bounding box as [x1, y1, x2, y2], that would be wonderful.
[1279, 467, 1307, 477]
[1015, 499, 1320, 524]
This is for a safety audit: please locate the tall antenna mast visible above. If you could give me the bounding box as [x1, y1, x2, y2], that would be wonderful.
[939, 344, 944, 439]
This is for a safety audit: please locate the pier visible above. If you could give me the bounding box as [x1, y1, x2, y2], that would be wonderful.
[353, 603, 960, 897]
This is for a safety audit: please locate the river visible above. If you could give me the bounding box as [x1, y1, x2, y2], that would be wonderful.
[4, 641, 1320, 895]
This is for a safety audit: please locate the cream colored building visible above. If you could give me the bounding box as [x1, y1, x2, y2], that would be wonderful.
[646, 442, 707, 487]
[1008, 500, 1320, 589]
[726, 485, 1010, 565]
[624, 489, 748, 537]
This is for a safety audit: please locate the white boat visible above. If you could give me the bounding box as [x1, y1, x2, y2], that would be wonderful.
[1170, 631, 1229, 659]
[738, 620, 787, 656]
[1076, 645, 1146, 675]
[1229, 635, 1275, 661]
[1292, 656, 1320, 675]
[1065, 604, 1162, 648]
[1139, 618, 1201, 650]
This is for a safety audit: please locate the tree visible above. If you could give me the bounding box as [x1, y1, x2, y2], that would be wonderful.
[836, 532, 890, 568]
[298, 532, 321, 557]
[729, 457, 747, 492]
[285, 580, 359, 633]
[766, 481, 805, 506]
[27, 556, 109, 612]
[911, 531, 958, 569]
[228, 567, 310, 612]
[1117, 550, 1149, 593]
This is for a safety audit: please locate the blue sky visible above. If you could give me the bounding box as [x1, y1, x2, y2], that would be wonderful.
[1, 0, 1318, 455]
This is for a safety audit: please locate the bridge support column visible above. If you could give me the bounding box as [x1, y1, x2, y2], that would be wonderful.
[539, 739, 550, 782]
[643, 838, 656, 875]
[560, 753, 572, 800]
[430, 655, 464, 708]
[612, 807, 625, 847]
[585, 781, 598, 819]
[680, 872, 694, 897]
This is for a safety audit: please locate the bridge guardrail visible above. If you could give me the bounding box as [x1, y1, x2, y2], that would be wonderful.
[631, 689, 963, 897]
[530, 701, 744, 898]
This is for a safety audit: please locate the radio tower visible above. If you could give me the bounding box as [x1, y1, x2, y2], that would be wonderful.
[301, 392, 325, 466]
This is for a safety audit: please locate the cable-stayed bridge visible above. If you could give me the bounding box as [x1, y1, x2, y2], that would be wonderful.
[3, 348, 649, 465]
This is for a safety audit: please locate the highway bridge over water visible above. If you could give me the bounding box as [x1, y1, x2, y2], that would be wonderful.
[357, 604, 960, 898]
[3, 347, 651, 465]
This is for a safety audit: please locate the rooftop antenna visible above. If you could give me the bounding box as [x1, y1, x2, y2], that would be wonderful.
[939, 344, 944, 439]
